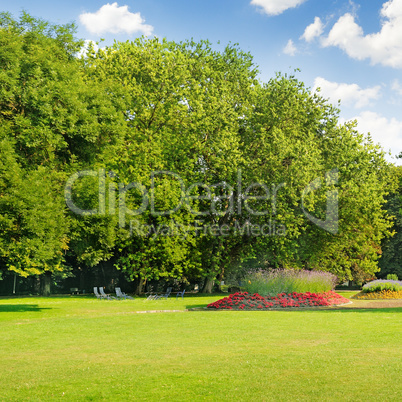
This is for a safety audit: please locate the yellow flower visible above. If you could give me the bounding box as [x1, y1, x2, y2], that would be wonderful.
[354, 290, 402, 300]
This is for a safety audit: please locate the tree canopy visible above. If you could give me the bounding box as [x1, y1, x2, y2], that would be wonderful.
[0, 12, 397, 293]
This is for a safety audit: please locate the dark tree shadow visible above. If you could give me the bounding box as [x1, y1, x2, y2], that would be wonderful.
[195, 306, 402, 313]
[310, 307, 402, 314]
[0, 304, 52, 313]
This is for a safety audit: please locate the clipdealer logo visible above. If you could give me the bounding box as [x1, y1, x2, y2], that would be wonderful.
[65, 168, 339, 236]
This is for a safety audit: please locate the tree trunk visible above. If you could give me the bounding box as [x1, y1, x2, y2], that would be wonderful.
[202, 277, 214, 293]
[40, 272, 52, 296]
[79, 270, 85, 292]
[217, 272, 224, 293]
[33, 276, 40, 295]
[134, 277, 145, 295]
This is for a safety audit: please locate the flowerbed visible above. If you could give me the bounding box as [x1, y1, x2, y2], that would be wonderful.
[207, 291, 349, 310]
[243, 269, 337, 295]
[352, 290, 402, 300]
[362, 279, 402, 293]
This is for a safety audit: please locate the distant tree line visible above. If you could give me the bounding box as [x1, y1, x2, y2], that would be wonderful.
[0, 12, 400, 295]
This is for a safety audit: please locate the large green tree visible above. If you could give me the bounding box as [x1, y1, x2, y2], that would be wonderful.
[377, 165, 402, 279]
[83, 38, 259, 292]
[0, 13, 124, 293]
[84, 38, 394, 289]
[0, 131, 69, 295]
[0, 12, 395, 294]
[238, 74, 394, 283]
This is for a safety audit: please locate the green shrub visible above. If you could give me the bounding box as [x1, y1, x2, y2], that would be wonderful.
[362, 280, 402, 293]
[386, 274, 399, 281]
[243, 269, 337, 296]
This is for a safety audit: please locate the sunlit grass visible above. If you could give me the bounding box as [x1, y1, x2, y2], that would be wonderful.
[0, 294, 401, 400]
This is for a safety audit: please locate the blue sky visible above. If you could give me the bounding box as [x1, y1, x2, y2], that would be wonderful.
[3, 0, 402, 164]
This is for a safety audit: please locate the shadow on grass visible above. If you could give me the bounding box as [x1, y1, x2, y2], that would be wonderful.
[196, 306, 402, 313]
[185, 304, 210, 310]
[0, 304, 52, 313]
[313, 307, 402, 314]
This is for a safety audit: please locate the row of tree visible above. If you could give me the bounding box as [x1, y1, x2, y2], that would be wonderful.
[0, 12, 400, 295]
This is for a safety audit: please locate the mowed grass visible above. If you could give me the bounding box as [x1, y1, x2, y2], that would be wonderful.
[0, 294, 401, 401]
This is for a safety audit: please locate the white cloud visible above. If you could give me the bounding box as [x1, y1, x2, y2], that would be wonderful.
[321, 0, 402, 68]
[391, 79, 402, 95]
[312, 77, 381, 109]
[300, 17, 324, 42]
[79, 2, 154, 36]
[251, 0, 307, 16]
[283, 39, 297, 56]
[346, 111, 402, 162]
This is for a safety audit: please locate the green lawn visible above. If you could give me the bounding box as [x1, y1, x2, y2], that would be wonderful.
[0, 294, 401, 401]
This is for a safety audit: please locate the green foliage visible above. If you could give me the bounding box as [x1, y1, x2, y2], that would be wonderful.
[237, 74, 394, 283]
[243, 269, 337, 295]
[0, 13, 124, 285]
[0, 135, 68, 277]
[362, 279, 402, 293]
[84, 38, 259, 287]
[0, 12, 396, 291]
[387, 274, 399, 280]
[378, 166, 402, 279]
